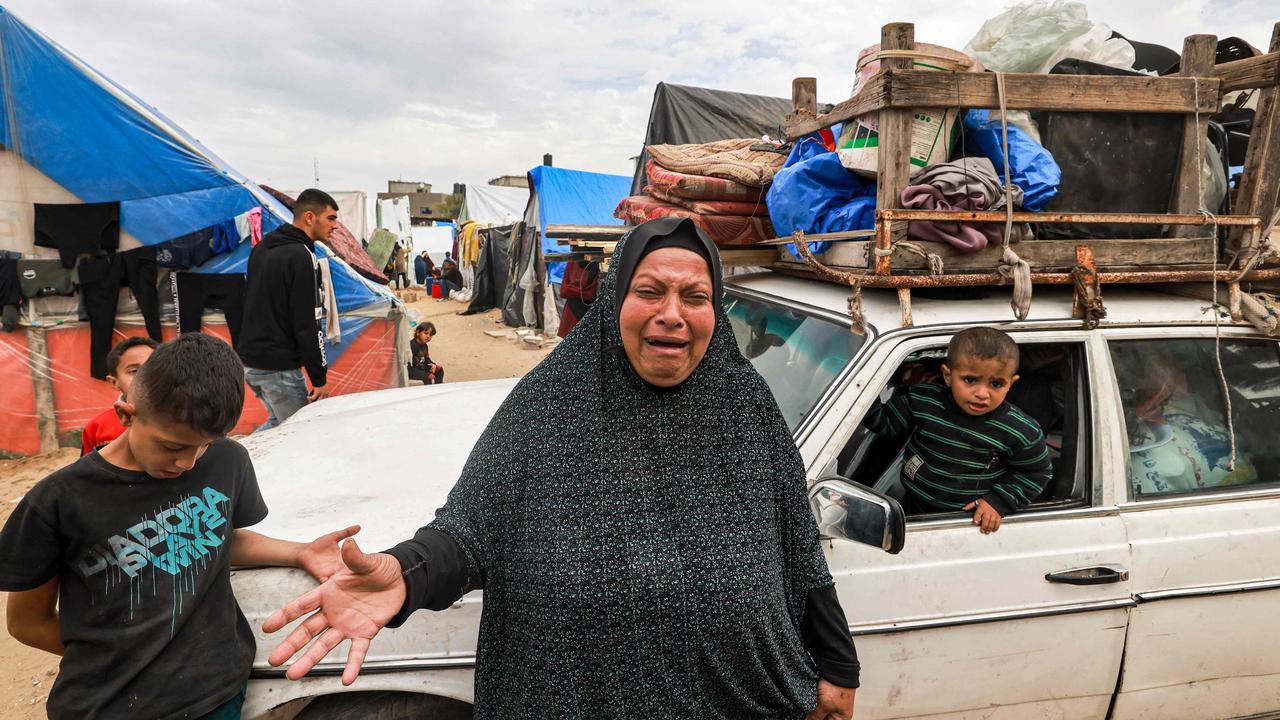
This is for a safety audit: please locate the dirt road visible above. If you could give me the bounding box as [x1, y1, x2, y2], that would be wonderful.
[0, 297, 554, 718]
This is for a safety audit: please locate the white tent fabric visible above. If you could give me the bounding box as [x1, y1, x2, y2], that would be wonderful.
[378, 196, 413, 242]
[459, 184, 528, 226]
[411, 225, 455, 261]
[286, 190, 371, 242]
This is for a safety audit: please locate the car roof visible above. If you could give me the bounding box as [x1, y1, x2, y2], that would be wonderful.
[725, 271, 1237, 330]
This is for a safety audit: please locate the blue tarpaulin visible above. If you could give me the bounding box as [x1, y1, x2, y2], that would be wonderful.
[0, 7, 386, 312]
[527, 165, 631, 285]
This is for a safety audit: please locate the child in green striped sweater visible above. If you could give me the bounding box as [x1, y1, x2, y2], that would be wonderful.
[865, 327, 1052, 534]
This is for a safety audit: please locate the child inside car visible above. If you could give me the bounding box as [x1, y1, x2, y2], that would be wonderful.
[863, 327, 1053, 533]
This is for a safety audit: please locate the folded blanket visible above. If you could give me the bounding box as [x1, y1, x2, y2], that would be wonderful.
[647, 139, 787, 188]
[900, 157, 1028, 252]
[644, 185, 769, 217]
[615, 196, 775, 247]
[645, 161, 767, 203]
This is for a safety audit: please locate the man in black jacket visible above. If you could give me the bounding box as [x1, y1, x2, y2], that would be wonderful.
[236, 189, 337, 431]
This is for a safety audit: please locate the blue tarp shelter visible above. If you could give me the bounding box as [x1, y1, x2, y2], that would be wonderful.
[526, 165, 631, 285]
[0, 7, 388, 313]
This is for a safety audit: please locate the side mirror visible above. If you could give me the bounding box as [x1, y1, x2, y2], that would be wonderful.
[809, 476, 906, 554]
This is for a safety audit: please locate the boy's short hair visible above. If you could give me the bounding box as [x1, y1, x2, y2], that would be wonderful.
[294, 188, 339, 218]
[106, 336, 159, 376]
[947, 327, 1019, 370]
[130, 334, 245, 437]
[415, 321, 437, 335]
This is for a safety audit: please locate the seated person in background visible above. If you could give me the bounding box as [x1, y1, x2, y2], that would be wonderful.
[435, 258, 464, 300]
[1124, 356, 1256, 495]
[864, 327, 1052, 533]
[81, 336, 158, 455]
[408, 321, 443, 384]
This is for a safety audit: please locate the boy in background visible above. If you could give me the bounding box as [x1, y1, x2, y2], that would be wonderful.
[81, 336, 158, 455]
[408, 321, 443, 384]
[0, 333, 360, 719]
[864, 327, 1052, 533]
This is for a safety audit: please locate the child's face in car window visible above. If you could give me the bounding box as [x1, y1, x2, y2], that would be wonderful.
[942, 355, 1019, 417]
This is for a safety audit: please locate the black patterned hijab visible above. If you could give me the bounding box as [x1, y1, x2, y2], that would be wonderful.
[428, 218, 833, 718]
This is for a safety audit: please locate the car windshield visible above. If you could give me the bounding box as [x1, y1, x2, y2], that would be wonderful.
[725, 291, 866, 431]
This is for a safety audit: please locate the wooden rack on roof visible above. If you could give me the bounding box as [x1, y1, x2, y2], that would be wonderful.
[782, 20, 1280, 327]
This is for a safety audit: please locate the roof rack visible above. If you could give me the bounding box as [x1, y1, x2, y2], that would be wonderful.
[781, 21, 1280, 329]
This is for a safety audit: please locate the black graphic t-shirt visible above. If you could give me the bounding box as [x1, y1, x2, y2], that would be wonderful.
[0, 439, 268, 719]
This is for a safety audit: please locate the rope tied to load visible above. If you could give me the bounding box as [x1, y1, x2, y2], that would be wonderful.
[994, 72, 1032, 320]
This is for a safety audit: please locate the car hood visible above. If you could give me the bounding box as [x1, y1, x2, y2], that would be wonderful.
[239, 378, 520, 550]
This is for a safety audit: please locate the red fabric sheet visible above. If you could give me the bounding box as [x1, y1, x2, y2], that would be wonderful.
[643, 185, 769, 217]
[645, 160, 766, 203]
[614, 196, 775, 247]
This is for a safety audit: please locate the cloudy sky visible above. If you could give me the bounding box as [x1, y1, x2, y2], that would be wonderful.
[6, 0, 1274, 197]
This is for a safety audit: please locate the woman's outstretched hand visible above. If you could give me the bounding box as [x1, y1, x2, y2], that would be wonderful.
[263, 538, 407, 685]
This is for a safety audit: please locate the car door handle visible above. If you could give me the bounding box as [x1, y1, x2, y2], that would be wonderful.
[1045, 564, 1130, 585]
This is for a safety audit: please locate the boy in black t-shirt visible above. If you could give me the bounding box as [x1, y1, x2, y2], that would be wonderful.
[0, 333, 360, 719]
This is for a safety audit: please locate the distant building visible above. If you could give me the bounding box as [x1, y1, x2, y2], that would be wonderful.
[488, 174, 529, 189]
[377, 180, 458, 223]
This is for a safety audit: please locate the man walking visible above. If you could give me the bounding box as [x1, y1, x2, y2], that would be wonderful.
[236, 189, 336, 431]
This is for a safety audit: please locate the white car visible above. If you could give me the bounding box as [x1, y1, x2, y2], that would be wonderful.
[234, 272, 1280, 720]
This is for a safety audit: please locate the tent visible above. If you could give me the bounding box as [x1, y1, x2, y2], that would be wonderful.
[630, 82, 833, 195]
[458, 184, 527, 226]
[0, 7, 403, 456]
[284, 189, 372, 243]
[460, 223, 516, 316]
[503, 165, 630, 328]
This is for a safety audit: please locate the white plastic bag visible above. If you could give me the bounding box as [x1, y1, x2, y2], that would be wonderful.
[964, 0, 1135, 74]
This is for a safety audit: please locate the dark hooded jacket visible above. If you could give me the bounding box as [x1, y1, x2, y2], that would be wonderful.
[236, 224, 327, 386]
[385, 218, 857, 718]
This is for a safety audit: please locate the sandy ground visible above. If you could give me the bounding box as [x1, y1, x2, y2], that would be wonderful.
[0, 295, 553, 718]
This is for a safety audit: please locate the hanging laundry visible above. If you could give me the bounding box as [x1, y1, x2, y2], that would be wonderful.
[211, 218, 241, 255]
[0, 253, 21, 331]
[236, 207, 263, 247]
[33, 202, 120, 268]
[17, 258, 76, 298]
[154, 227, 215, 269]
[120, 246, 164, 341]
[77, 252, 124, 379]
[172, 272, 247, 346]
[316, 258, 341, 344]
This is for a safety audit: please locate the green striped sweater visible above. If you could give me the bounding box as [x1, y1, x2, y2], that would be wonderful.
[865, 382, 1052, 515]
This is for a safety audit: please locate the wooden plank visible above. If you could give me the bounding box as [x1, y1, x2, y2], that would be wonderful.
[545, 224, 627, 240]
[775, 237, 1215, 274]
[875, 23, 914, 275]
[880, 209, 1260, 226]
[757, 229, 875, 245]
[721, 248, 780, 267]
[785, 72, 1223, 140]
[1215, 50, 1280, 92]
[1231, 23, 1280, 255]
[1169, 34, 1218, 239]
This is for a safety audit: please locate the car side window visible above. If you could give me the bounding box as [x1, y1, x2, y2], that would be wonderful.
[835, 340, 1091, 519]
[1110, 338, 1280, 500]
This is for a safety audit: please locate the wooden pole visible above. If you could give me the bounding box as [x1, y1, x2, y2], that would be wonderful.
[874, 22, 915, 275]
[791, 77, 818, 117]
[1230, 23, 1280, 255]
[1169, 34, 1218, 239]
[27, 327, 58, 454]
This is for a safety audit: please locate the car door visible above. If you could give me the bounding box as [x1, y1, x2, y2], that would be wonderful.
[805, 329, 1132, 719]
[1101, 329, 1280, 720]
